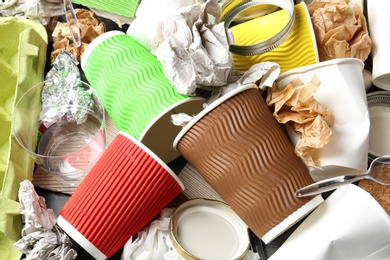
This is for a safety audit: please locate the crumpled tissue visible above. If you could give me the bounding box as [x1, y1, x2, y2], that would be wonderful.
[121, 208, 259, 260]
[171, 62, 280, 126]
[151, 0, 234, 96]
[205, 61, 281, 106]
[14, 180, 77, 260]
[121, 208, 178, 260]
[0, 0, 64, 25]
[127, 0, 198, 51]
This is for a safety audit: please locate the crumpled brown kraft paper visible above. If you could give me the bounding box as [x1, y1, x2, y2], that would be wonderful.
[51, 8, 106, 62]
[266, 76, 334, 169]
[308, 0, 371, 62]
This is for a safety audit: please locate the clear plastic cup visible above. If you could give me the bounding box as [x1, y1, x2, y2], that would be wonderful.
[12, 80, 106, 186]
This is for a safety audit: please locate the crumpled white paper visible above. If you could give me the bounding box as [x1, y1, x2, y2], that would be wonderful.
[205, 61, 281, 106]
[121, 208, 179, 260]
[121, 208, 259, 260]
[269, 184, 390, 260]
[126, 0, 198, 51]
[14, 180, 77, 260]
[170, 62, 280, 126]
[170, 113, 194, 127]
[0, 0, 64, 25]
[151, 0, 234, 96]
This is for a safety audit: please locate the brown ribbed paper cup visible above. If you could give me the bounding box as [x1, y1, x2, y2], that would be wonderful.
[173, 84, 323, 243]
[57, 131, 184, 259]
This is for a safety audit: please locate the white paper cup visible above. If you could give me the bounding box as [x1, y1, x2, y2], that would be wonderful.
[276, 58, 369, 181]
[367, 0, 390, 90]
[269, 184, 390, 260]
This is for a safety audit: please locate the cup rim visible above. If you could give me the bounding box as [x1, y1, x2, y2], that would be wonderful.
[81, 30, 125, 70]
[57, 215, 107, 260]
[12, 80, 106, 165]
[172, 84, 259, 151]
[277, 58, 364, 82]
[139, 96, 205, 141]
[118, 131, 185, 191]
[366, 91, 390, 161]
[221, 0, 295, 56]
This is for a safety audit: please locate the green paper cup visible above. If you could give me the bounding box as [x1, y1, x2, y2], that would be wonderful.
[81, 31, 205, 163]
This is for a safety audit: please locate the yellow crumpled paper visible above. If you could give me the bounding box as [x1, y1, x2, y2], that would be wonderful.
[308, 0, 371, 62]
[51, 8, 106, 62]
[266, 76, 334, 169]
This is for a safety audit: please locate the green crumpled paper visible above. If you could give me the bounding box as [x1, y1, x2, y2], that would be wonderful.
[0, 17, 47, 259]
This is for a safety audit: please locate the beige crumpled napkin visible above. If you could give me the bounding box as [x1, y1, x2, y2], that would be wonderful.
[308, 0, 371, 62]
[152, 0, 233, 96]
[266, 76, 334, 169]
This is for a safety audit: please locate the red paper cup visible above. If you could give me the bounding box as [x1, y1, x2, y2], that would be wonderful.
[57, 131, 184, 259]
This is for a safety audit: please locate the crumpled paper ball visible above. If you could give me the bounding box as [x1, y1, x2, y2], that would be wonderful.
[308, 0, 371, 62]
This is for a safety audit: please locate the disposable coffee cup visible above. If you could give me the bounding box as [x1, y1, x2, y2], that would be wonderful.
[173, 84, 323, 243]
[367, 0, 390, 90]
[276, 58, 369, 182]
[58, 131, 184, 259]
[81, 31, 205, 163]
[223, 2, 318, 73]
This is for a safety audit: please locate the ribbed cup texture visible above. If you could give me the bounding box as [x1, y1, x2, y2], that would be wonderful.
[59, 133, 183, 258]
[177, 88, 314, 239]
[231, 3, 317, 73]
[83, 33, 188, 139]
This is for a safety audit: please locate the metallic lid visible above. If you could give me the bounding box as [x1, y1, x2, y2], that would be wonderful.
[219, 0, 295, 56]
[367, 91, 390, 162]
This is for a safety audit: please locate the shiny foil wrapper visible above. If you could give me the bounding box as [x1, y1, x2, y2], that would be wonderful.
[40, 50, 93, 126]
